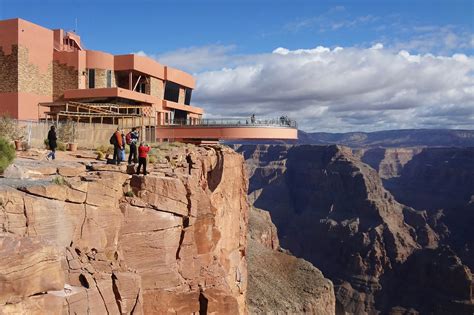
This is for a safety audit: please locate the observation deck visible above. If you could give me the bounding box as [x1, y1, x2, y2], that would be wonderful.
[156, 118, 298, 141]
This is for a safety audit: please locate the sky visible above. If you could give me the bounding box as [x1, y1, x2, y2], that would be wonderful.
[1, 0, 473, 132]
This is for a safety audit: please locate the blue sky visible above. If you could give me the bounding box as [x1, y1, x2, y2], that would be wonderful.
[1, 0, 472, 56]
[1, 0, 473, 131]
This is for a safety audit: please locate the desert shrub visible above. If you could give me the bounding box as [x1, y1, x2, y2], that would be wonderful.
[51, 176, 68, 186]
[0, 115, 25, 141]
[96, 151, 105, 160]
[124, 191, 134, 197]
[57, 119, 77, 143]
[96, 144, 114, 155]
[0, 137, 15, 173]
[148, 155, 157, 164]
[57, 141, 67, 151]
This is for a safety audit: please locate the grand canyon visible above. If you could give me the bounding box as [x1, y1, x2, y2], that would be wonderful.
[236, 129, 474, 314]
[1, 129, 473, 314]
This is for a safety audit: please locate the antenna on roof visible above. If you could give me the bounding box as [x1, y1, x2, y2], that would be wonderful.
[74, 18, 78, 33]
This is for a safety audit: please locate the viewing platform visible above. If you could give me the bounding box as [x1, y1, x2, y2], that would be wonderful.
[156, 118, 298, 141]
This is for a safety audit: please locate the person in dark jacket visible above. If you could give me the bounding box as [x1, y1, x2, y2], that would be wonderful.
[128, 127, 140, 164]
[46, 125, 57, 160]
[136, 142, 150, 175]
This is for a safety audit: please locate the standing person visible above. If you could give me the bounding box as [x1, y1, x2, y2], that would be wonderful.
[111, 127, 123, 165]
[251, 114, 256, 124]
[120, 130, 126, 163]
[127, 127, 139, 164]
[136, 142, 150, 176]
[46, 125, 57, 160]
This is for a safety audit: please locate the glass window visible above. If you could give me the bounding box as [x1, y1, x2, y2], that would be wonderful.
[185, 88, 192, 105]
[164, 81, 180, 103]
[88, 69, 95, 88]
[106, 70, 112, 88]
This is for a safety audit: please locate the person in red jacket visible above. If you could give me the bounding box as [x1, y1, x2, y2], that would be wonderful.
[136, 142, 151, 175]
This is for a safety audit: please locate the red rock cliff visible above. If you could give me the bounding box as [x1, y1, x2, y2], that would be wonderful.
[0, 145, 248, 314]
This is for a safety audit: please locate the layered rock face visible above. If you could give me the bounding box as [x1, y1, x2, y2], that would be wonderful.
[355, 147, 423, 179]
[237, 144, 473, 314]
[382, 147, 474, 211]
[0, 145, 248, 314]
[247, 207, 335, 314]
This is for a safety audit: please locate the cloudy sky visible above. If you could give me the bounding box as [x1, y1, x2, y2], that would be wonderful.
[3, 0, 473, 132]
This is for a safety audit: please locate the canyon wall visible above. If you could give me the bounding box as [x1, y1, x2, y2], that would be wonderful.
[237, 144, 474, 314]
[0, 145, 248, 314]
[247, 207, 335, 314]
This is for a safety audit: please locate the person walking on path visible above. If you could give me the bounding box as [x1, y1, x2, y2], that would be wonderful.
[111, 127, 123, 165]
[136, 142, 150, 175]
[127, 127, 140, 164]
[46, 125, 57, 160]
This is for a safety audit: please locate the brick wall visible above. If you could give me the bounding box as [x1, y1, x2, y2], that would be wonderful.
[149, 77, 164, 98]
[86, 68, 116, 89]
[0, 45, 19, 93]
[178, 87, 185, 104]
[53, 61, 80, 100]
[17, 45, 53, 96]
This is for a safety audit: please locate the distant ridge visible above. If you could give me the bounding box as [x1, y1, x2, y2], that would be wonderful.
[227, 129, 474, 148]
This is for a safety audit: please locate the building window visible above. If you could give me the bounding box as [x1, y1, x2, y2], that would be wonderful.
[88, 69, 95, 88]
[184, 88, 192, 105]
[106, 70, 112, 88]
[164, 81, 180, 103]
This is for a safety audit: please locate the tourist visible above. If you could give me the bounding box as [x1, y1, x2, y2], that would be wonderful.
[120, 130, 126, 162]
[110, 127, 123, 165]
[46, 125, 57, 160]
[136, 142, 150, 176]
[251, 114, 256, 124]
[127, 127, 139, 164]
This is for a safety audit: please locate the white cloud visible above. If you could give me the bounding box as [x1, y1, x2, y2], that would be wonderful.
[134, 45, 237, 73]
[187, 45, 474, 132]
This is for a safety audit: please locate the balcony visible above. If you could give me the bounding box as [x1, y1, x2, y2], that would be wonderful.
[63, 87, 160, 105]
[156, 118, 298, 140]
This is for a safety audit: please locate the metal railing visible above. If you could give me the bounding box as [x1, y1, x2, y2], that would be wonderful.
[162, 117, 297, 129]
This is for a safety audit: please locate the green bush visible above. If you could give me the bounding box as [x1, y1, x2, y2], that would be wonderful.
[124, 191, 134, 197]
[0, 137, 15, 174]
[57, 142, 67, 151]
[0, 115, 25, 141]
[96, 144, 114, 155]
[51, 176, 69, 186]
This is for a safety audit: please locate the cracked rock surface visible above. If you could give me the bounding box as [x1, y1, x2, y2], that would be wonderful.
[0, 145, 248, 314]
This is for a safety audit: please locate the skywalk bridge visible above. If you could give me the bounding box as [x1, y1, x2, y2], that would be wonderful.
[156, 118, 298, 141]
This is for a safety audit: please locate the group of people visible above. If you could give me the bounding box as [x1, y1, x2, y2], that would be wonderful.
[45, 125, 150, 175]
[110, 127, 150, 175]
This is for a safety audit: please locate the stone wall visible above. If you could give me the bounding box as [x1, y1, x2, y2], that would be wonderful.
[17, 45, 52, 96]
[178, 87, 185, 104]
[18, 121, 118, 149]
[86, 68, 115, 89]
[0, 45, 18, 93]
[149, 77, 164, 99]
[52, 61, 80, 100]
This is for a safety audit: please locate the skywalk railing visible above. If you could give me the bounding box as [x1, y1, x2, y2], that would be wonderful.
[162, 118, 297, 128]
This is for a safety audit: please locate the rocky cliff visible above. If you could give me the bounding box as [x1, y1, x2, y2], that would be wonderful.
[247, 207, 335, 314]
[236, 144, 474, 314]
[0, 145, 248, 314]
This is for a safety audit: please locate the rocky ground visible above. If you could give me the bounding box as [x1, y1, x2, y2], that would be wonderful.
[236, 144, 474, 315]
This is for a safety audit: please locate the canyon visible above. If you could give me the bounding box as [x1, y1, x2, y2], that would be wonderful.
[236, 144, 474, 314]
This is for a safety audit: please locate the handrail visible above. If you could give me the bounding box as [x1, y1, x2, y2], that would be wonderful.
[161, 117, 297, 128]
